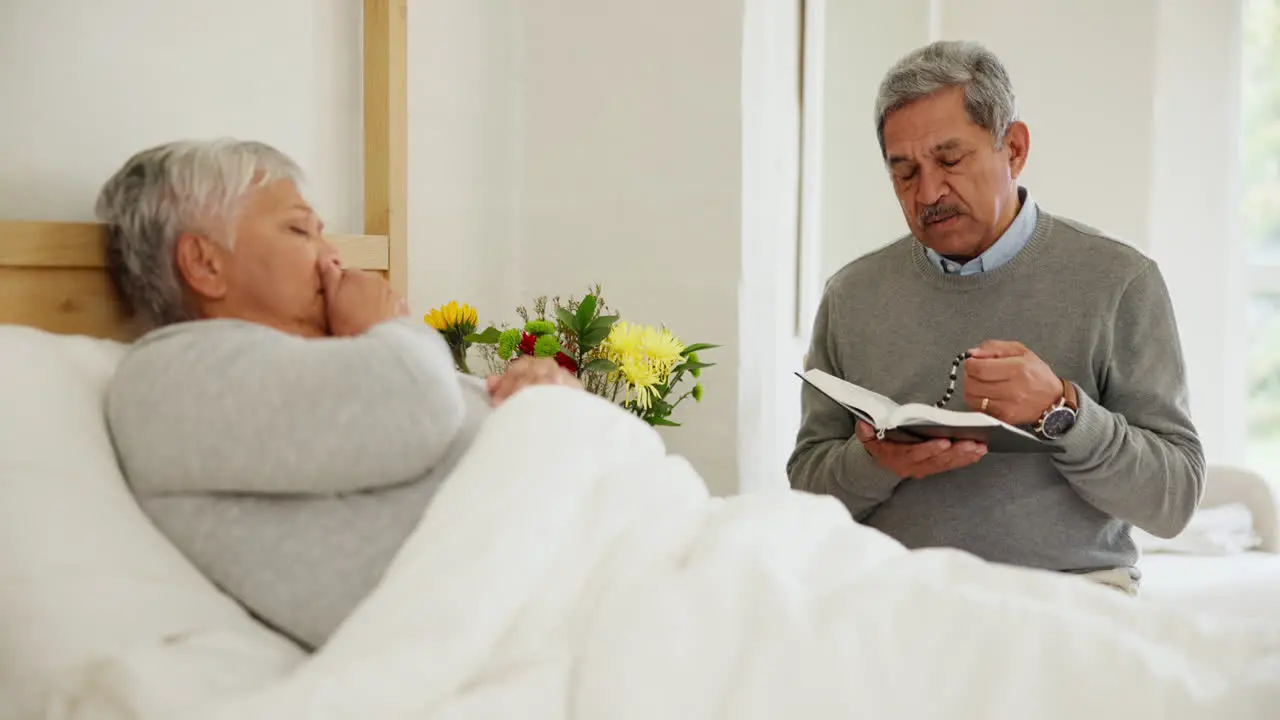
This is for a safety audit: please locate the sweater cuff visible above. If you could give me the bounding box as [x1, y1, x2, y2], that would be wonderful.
[1054, 382, 1112, 465]
[834, 436, 906, 502]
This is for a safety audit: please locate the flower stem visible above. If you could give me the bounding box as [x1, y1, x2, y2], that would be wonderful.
[450, 344, 472, 375]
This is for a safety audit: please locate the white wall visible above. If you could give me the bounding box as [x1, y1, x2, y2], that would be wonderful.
[407, 0, 522, 319]
[812, 0, 1244, 465]
[818, 0, 929, 275]
[0, 0, 363, 229]
[519, 0, 745, 494]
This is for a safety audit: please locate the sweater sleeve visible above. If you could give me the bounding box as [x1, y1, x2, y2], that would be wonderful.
[107, 318, 470, 496]
[786, 289, 906, 520]
[1053, 262, 1206, 538]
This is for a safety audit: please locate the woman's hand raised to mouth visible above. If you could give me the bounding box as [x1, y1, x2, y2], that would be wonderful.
[486, 357, 583, 407]
[319, 259, 409, 337]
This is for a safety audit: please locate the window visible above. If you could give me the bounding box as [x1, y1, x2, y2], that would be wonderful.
[1241, 0, 1280, 472]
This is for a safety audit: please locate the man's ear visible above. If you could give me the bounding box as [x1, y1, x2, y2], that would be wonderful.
[1004, 120, 1031, 179]
[174, 233, 230, 301]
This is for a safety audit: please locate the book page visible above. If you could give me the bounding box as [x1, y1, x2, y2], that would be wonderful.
[891, 403, 999, 428]
[800, 369, 898, 426]
[892, 403, 1042, 440]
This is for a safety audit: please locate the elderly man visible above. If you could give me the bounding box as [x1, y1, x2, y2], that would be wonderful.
[787, 41, 1205, 593]
[99, 139, 578, 650]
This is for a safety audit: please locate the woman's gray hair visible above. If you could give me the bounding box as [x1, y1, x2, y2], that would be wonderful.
[94, 139, 303, 327]
[874, 40, 1018, 157]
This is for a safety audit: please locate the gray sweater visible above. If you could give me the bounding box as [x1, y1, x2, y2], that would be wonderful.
[106, 318, 490, 649]
[787, 212, 1205, 575]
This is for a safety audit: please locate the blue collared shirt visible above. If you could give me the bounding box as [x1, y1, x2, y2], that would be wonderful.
[926, 187, 1038, 275]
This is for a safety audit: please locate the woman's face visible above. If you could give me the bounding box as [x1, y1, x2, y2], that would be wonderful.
[176, 178, 340, 337]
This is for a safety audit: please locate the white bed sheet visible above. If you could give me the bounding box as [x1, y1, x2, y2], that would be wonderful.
[47, 384, 1269, 717]
[1139, 552, 1280, 622]
[51, 387, 1280, 719]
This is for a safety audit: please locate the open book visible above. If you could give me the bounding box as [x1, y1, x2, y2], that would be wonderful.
[797, 368, 1061, 454]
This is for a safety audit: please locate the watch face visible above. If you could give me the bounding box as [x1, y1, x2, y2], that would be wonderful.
[1042, 407, 1076, 439]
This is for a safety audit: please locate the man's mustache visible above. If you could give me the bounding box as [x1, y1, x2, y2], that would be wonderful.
[919, 204, 964, 225]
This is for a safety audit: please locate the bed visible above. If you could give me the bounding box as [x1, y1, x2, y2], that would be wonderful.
[0, 2, 408, 717]
[1138, 465, 1280, 623]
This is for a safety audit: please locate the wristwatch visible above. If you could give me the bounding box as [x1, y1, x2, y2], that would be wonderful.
[1034, 379, 1079, 440]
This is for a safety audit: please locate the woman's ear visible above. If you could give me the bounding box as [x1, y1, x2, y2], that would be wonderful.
[174, 233, 230, 301]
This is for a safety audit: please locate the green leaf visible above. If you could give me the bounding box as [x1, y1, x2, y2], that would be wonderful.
[675, 360, 714, 374]
[580, 326, 612, 348]
[647, 417, 681, 427]
[680, 343, 719, 356]
[648, 397, 673, 415]
[583, 358, 617, 373]
[555, 308, 579, 334]
[588, 314, 620, 332]
[576, 294, 598, 328]
[464, 326, 503, 344]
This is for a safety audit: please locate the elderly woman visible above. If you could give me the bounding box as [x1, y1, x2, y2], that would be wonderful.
[99, 139, 578, 650]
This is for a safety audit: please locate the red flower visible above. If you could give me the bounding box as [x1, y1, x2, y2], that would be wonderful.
[519, 332, 537, 356]
[554, 351, 578, 374]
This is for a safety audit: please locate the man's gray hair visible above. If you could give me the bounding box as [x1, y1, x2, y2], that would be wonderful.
[873, 40, 1018, 157]
[94, 139, 303, 327]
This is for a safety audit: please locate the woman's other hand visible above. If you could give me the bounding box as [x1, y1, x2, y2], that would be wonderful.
[486, 357, 582, 406]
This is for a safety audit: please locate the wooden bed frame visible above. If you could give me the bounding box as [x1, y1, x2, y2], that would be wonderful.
[0, 0, 407, 342]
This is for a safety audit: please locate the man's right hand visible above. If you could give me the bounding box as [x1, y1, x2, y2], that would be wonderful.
[855, 421, 987, 479]
[320, 260, 409, 337]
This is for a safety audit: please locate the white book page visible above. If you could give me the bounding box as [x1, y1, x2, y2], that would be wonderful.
[892, 403, 1041, 440]
[801, 369, 898, 426]
[891, 403, 999, 428]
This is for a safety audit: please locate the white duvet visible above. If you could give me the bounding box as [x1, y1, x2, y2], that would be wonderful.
[61, 388, 1280, 719]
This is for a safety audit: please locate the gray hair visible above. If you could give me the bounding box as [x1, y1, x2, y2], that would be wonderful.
[94, 139, 303, 327]
[874, 40, 1018, 157]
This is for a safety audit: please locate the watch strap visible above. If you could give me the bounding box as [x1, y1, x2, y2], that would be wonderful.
[1060, 378, 1079, 412]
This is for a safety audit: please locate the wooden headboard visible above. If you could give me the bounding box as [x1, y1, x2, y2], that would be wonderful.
[0, 0, 407, 343]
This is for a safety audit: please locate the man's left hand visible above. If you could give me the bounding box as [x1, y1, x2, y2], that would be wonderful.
[963, 340, 1063, 425]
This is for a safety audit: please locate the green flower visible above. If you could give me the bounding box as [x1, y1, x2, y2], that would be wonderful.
[534, 334, 562, 358]
[497, 328, 521, 360]
[692, 383, 704, 403]
[525, 319, 556, 336]
[688, 352, 701, 378]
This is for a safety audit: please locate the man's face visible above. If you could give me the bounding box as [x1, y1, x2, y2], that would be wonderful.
[180, 178, 338, 337]
[881, 85, 1027, 260]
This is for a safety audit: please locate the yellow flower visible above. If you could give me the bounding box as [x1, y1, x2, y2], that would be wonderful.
[616, 356, 661, 409]
[424, 301, 478, 333]
[600, 321, 686, 408]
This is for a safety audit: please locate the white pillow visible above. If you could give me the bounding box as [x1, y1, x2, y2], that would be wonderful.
[1133, 503, 1263, 556]
[0, 326, 303, 719]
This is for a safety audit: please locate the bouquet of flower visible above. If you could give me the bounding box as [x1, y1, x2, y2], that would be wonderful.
[424, 286, 715, 427]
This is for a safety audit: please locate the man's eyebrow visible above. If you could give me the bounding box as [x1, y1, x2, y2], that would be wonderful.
[888, 138, 967, 166]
